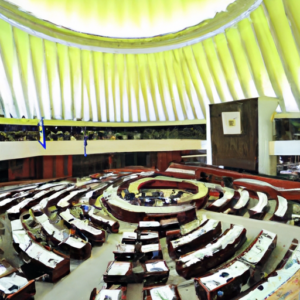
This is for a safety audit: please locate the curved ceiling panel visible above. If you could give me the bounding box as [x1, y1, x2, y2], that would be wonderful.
[0, 0, 262, 52]
[0, 0, 299, 124]
[4, 0, 237, 38]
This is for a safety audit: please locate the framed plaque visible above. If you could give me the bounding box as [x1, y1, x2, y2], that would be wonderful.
[221, 111, 241, 135]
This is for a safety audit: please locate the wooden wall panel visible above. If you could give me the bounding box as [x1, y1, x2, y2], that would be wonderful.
[42, 156, 72, 179]
[8, 155, 73, 181]
[5, 150, 184, 181]
[210, 98, 258, 171]
[157, 151, 182, 171]
[8, 158, 36, 181]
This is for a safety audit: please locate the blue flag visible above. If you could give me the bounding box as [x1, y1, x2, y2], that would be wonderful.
[38, 117, 46, 149]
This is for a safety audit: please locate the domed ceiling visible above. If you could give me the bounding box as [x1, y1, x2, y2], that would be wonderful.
[0, 0, 261, 51]
[0, 0, 299, 123]
[3, 0, 238, 38]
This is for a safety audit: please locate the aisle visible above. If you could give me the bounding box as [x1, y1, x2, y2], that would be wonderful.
[35, 233, 121, 300]
[34, 219, 142, 300]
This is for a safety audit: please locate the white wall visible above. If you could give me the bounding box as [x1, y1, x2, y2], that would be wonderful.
[258, 96, 278, 175]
